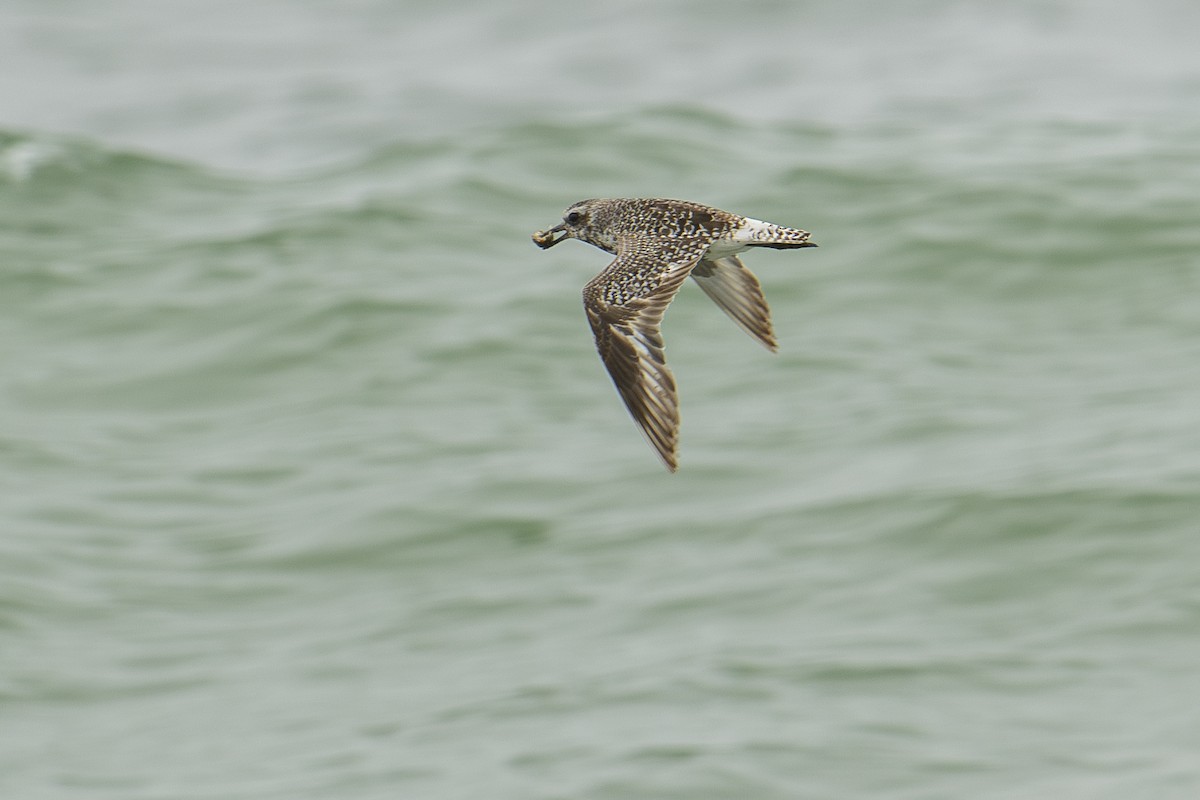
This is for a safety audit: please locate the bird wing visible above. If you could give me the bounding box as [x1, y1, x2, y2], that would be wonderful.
[583, 244, 707, 472]
[690, 255, 777, 352]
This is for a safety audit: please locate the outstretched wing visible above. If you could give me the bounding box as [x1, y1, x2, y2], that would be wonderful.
[690, 255, 777, 352]
[583, 246, 706, 472]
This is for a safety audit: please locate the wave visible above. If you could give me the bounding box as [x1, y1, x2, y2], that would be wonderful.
[0, 128, 238, 187]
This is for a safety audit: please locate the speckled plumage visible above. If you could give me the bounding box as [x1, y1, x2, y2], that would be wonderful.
[532, 198, 817, 472]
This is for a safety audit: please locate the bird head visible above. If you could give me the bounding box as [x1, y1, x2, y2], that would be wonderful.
[532, 199, 618, 253]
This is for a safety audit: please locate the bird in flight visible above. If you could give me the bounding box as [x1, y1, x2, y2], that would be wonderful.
[533, 197, 817, 472]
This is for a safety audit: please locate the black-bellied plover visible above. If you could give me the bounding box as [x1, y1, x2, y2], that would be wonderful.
[533, 198, 817, 472]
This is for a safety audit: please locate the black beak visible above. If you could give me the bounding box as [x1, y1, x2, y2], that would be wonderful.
[532, 223, 568, 249]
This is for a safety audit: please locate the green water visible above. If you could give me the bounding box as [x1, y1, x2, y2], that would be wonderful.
[3, 1, 1200, 798]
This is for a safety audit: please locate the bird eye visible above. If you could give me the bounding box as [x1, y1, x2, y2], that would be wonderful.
[565, 211, 583, 225]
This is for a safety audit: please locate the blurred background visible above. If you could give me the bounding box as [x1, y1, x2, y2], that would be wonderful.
[2, 1, 1199, 798]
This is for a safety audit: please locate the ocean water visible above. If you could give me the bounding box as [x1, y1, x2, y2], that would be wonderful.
[3, 1, 1200, 798]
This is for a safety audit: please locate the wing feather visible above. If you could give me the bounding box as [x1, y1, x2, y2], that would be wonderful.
[583, 248, 704, 472]
[690, 255, 777, 351]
